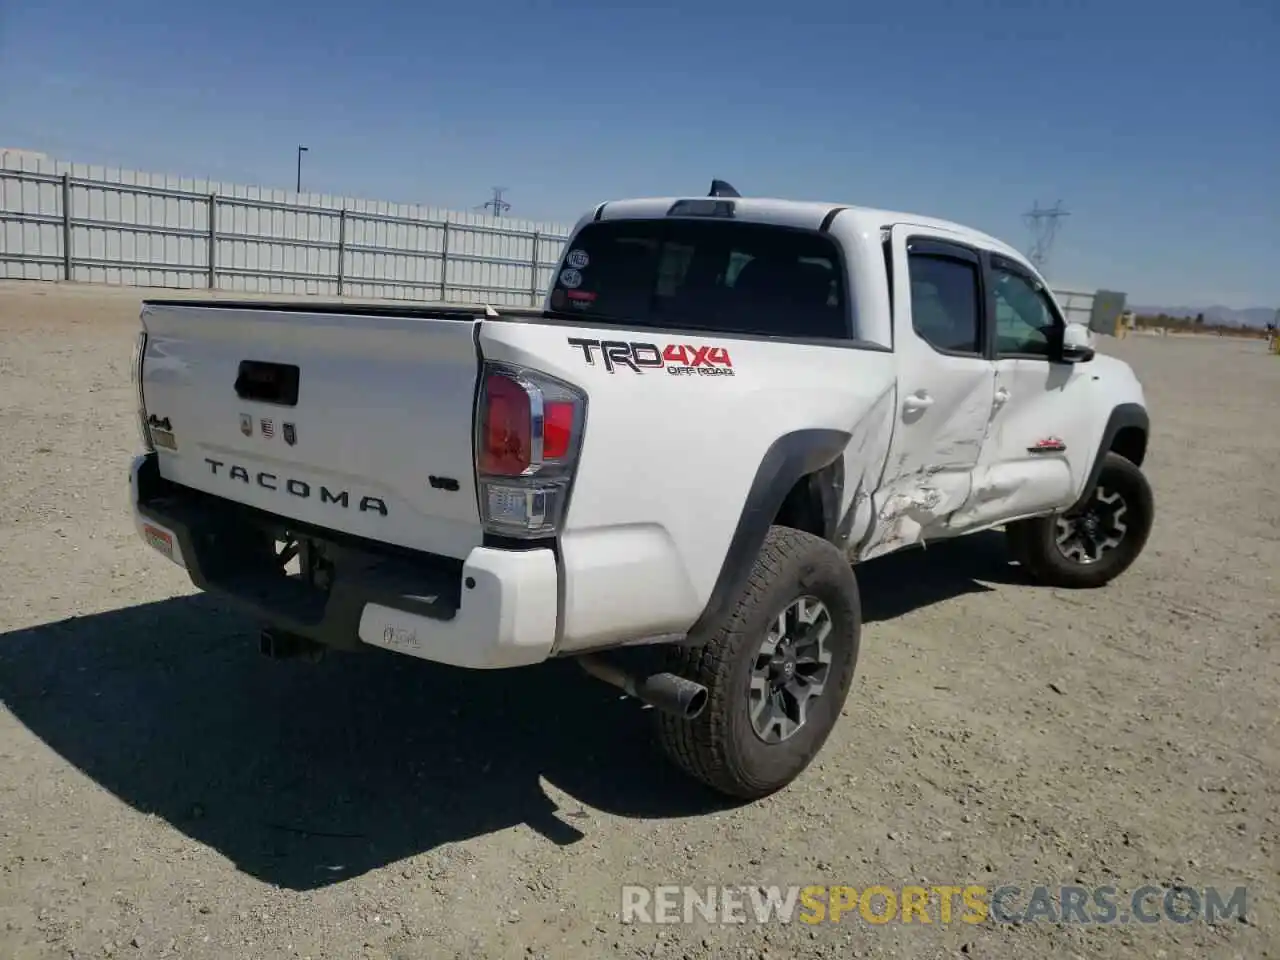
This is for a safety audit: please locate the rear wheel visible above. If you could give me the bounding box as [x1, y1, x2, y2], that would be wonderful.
[655, 525, 861, 800]
[1008, 451, 1154, 589]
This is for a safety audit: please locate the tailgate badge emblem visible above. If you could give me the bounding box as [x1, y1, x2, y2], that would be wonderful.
[283, 422, 296, 446]
[260, 418, 275, 439]
[239, 414, 252, 437]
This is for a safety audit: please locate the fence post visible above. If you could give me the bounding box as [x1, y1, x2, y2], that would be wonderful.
[530, 231, 540, 306]
[336, 208, 347, 296]
[207, 193, 217, 289]
[61, 173, 73, 281]
[439, 221, 450, 302]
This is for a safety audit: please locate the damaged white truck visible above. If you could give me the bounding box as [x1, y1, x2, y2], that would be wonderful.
[129, 182, 1153, 800]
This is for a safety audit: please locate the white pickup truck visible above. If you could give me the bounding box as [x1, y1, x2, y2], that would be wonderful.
[129, 182, 1153, 799]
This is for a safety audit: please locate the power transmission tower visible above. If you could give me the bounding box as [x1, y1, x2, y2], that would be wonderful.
[1023, 200, 1069, 275]
[479, 187, 511, 218]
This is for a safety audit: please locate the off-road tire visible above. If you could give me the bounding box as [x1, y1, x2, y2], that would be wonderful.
[1008, 451, 1154, 589]
[655, 525, 861, 800]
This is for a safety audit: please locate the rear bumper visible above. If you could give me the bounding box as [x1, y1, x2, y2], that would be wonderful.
[129, 453, 559, 669]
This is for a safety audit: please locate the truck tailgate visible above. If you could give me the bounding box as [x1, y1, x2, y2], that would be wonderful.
[138, 301, 483, 560]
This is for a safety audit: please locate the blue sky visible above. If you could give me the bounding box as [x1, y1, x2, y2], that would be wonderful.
[1, 0, 1276, 308]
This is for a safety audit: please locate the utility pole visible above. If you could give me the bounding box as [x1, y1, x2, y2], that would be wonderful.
[296, 145, 309, 193]
[1023, 200, 1069, 275]
[480, 186, 511, 218]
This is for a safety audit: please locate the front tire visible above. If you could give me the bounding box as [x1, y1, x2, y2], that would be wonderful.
[655, 526, 861, 800]
[1008, 451, 1154, 589]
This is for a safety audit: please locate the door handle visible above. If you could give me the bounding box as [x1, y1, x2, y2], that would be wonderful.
[903, 391, 934, 413]
[994, 386, 1010, 406]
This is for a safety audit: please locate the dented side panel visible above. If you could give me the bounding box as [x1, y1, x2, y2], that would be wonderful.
[942, 353, 1144, 533]
[941, 358, 1082, 531]
[853, 226, 999, 561]
[836, 382, 897, 553]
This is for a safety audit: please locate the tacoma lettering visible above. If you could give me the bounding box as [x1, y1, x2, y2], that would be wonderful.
[203, 457, 387, 516]
[320, 487, 349, 508]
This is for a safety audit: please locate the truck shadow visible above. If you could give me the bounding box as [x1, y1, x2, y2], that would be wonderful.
[0, 596, 730, 891]
[857, 529, 1025, 623]
[0, 530, 1024, 891]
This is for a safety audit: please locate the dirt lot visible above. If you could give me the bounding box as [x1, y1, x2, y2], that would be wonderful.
[0, 280, 1276, 960]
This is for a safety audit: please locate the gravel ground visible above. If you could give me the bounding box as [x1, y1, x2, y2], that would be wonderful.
[0, 280, 1276, 960]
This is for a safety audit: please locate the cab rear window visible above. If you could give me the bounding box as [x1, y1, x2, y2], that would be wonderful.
[548, 219, 849, 340]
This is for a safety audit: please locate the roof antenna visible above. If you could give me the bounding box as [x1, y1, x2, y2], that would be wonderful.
[709, 179, 741, 198]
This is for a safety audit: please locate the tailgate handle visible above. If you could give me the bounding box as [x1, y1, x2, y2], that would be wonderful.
[234, 360, 300, 407]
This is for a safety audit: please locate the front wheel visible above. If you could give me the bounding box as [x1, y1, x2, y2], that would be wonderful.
[1008, 451, 1154, 589]
[655, 525, 861, 800]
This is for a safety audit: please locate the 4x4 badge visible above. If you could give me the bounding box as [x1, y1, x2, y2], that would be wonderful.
[283, 423, 296, 446]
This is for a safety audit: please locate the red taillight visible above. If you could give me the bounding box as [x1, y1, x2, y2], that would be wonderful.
[479, 373, 532, 476]
[474, 363, 587, 539]
[542, 401, 575, 460]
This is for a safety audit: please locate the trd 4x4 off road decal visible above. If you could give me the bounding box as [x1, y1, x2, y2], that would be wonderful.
[567, 337, 735, 376]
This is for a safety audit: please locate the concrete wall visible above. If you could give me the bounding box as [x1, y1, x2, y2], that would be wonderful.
[0, 151, 574, 306]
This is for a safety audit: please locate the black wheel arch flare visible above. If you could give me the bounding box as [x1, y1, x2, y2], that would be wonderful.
[1071, 402, 1149, 512]
[683, 429, 851, 647]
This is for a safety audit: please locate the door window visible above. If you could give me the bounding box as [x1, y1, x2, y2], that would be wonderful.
[907, 251, 983, 355]
[992, 265, 1062, 358]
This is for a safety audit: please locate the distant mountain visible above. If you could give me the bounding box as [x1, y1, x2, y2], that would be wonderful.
[1130, 305, 1275, 328]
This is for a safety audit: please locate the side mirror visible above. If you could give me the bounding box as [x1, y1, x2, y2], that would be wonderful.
[1059, 321, 1096, 363]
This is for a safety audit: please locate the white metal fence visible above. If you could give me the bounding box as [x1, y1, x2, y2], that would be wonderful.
[0, 151, 575, 306]
[1052, 288, 1095, 327]
[2, 151, 1119, 325]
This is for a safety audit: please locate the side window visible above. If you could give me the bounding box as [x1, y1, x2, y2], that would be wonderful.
[992, 265, 1061, 358]
[907, 252, 982, 355]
